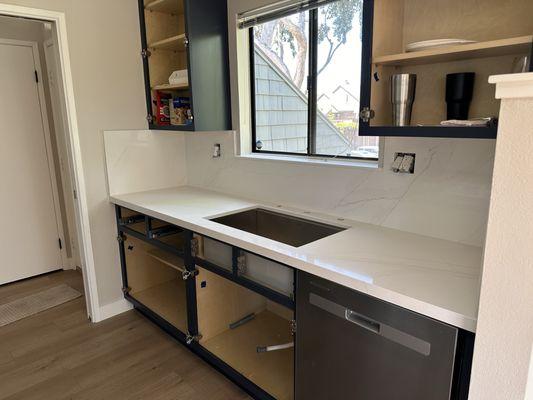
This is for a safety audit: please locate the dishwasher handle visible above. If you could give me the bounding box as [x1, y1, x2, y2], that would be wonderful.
[309, 292, 431, 356]
[345, 309, 380, 334]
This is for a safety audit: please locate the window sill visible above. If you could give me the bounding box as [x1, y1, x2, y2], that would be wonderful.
[236, 152, 380, 170]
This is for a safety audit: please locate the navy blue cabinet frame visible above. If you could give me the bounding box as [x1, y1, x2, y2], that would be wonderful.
[357, 0, 532, 139]
[137, 0, 231, 132]
[114, 205, 473, 400]
[114, 205, 294, 400]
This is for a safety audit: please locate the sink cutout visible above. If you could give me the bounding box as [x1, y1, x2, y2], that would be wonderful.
[210, 208, 346, 247]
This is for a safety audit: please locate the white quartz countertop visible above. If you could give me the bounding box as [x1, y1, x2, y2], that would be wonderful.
[110, 186, 482, 332]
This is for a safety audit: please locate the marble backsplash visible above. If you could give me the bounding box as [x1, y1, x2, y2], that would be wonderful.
[185, 131, 496, 247]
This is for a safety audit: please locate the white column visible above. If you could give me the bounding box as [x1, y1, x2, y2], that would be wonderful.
[469, 72, 533, 400]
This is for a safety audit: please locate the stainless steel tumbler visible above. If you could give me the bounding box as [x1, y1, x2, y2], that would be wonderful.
[391, 74, 417, 126]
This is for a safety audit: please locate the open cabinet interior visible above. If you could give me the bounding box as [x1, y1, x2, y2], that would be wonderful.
[370, 0, 533, 128]
[143, 0, 192, 128]
[124, 235, 188, 333]
[196, 267, 295, 400]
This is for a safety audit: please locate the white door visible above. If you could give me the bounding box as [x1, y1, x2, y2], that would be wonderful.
[0, 39, 63, 285]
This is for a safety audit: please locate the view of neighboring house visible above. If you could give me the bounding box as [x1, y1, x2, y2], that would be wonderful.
[254, 48, 352, 156]
[254, 48, 378, 157]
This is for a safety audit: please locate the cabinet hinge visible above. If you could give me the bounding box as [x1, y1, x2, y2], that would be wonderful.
[146, 114, 154, 124]
[181, 269, 198, 281]
[122, 286, 131, 294]
[237, 253, 247, 274]
[185, 332, 202, 345]
[290, 319, 296, 335]
[360, 107, 375, 123]
[190, 238, 199, 257]
[141, 49, 151, 58]
[116, 233, 126, 243]
[183, 36, 189, 48]
[73, 189, 78, 200]
[34, 70, 39, 83]
[58, 238, 63, 250]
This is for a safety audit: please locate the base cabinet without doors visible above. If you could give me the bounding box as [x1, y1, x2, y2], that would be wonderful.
[114, 205, 474, 400]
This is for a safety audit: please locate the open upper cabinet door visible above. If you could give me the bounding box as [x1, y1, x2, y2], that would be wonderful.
[359, 0, 533, 138]
[139, 0, 231, 131]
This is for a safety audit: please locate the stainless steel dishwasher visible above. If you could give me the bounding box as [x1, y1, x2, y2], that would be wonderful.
[296, 271, 461, 400]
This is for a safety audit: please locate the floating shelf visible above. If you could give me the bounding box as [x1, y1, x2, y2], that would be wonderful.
[148, 34, 186, 51]
[144, 0, 184, 15]
[373, 35, 533, 66]
[152, 82, 189, 91]
[146, 248, 185, 272]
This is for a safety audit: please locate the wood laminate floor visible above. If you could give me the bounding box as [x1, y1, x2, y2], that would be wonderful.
[0, 270, 250, 400]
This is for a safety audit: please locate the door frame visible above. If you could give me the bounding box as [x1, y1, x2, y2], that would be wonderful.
[0, 38, 68, 270]
[43, 37, 81, 270]
[0, 4, 101, 321]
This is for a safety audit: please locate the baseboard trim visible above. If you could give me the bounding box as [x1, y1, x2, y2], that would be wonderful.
[96, 298, 133, 322]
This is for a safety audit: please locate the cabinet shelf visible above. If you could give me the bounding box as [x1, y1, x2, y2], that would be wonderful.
[373, 35, 533, 66]
[144, 0, 184, 15]
[151, 82, 189, 91]
[148, 34, 186, 51]
[131, 279, 188, 333]
[146, 248, 185, 272]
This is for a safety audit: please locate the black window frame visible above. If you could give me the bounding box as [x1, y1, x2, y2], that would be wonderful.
[249, 5, 377, 161]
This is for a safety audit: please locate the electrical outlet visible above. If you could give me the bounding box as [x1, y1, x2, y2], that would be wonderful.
[212, 143, 221, 158]
[392, 152, 416, 174]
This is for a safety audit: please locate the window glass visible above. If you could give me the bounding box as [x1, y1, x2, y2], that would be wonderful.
[251, 1, 378, 160]
[253, 12, 310, 154]
[315, 0, 378, 158]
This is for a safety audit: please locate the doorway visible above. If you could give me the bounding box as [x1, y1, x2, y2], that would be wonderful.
[0, 37, 64, 285]
[0, 5, 99, 321]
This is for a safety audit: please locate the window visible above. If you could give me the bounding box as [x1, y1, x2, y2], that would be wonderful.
[249, 0, 378, 160]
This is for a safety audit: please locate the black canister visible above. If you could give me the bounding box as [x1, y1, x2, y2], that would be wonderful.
[446, 72, 475, 120]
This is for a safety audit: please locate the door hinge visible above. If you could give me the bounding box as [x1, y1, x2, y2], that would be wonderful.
[34, 70, 39, 83]
[181, 269, 198, 281]
[360, 107, 375, 123]
[73, 189, 78, 200]
[141, 49, 151, 58]
[146, 114, 154, 124]
[290, 319, 296, 335]
[58, 238, 63, 250]
[185, 332, 202, 345]
[190, 238, 199, 257]
[184, 36, 189, 48]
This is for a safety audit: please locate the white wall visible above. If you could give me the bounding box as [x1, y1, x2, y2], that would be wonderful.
[186, 132, 494, 246]
[469, 92, 533, 400]
[0, 0, 147, 307]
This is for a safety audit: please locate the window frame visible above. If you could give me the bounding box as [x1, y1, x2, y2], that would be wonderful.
[249, 6, 377, 161]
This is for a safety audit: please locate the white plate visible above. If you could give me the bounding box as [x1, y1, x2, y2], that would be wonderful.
[406, 39, 477, 52]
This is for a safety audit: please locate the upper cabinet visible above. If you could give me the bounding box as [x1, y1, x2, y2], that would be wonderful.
[360, 0, 533, 138]
[139, 0, 231, 131]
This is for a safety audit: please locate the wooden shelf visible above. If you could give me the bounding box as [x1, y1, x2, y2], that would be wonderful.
[146, 248, 185, 272]
[144, 0, 184, 15]
[148, 34, 186, 51]
[373, 35, 533, 66]
[152, 82, 189, 91]
[131, 280, 187, 332]
[202, 310, 294, 400]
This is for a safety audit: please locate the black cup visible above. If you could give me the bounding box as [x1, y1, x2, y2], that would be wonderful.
[446, 72, 475, 120]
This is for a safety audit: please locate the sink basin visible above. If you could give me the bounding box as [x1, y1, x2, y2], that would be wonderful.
[210, 208, 346, 247]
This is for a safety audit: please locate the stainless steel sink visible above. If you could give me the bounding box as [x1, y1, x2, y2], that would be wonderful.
[210, 208, 346, 247]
